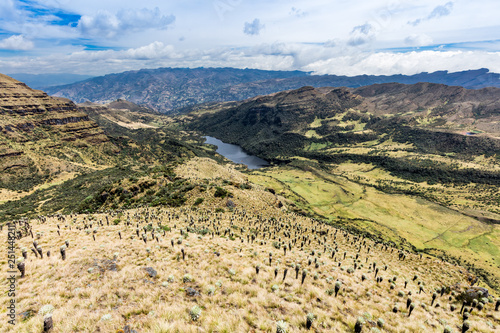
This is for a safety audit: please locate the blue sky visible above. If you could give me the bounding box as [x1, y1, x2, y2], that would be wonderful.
[0, 0, 499, 75]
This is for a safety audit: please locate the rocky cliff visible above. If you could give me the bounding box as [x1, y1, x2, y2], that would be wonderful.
[0, 74, 115, 192]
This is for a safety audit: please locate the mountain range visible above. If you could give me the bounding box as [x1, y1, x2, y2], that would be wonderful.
[8, 73, 95, 90]
[45, 67, 500, 114]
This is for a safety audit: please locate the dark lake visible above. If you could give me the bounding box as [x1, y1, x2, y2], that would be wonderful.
[204, 136, 270, 170]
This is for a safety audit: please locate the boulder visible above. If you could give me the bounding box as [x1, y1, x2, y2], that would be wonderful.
[143, 267, 157, 278]
[186, 287, 201, 297]
[462, 287, 488, 303]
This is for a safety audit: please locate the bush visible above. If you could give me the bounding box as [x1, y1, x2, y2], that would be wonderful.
[214, 187, 228, 198]
[194, 198, 204, 206]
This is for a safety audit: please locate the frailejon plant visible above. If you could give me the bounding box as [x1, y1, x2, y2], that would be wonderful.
[17, 258, 25, 278]
[306, 313, 315, 330]
[189, 305, 201, 321]
[43, 314, 53, 333]
[276, 320, 288, 333]
[443, 325, 453, 333]
[60, 245, 66, 260]
[462, 320, 470, 333]
[335, 281, 342, 297]
[408, 302, 416, 317]
[354, 317, 365, 333]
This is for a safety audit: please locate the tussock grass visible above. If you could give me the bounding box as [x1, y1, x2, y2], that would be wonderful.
[3, 210, 499, 332]
[2, 159, 499, 332]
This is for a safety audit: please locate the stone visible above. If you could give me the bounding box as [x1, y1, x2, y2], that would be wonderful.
[124, 325, 139, 333]
[18, 310, 34, 321]
[143, 267, 157, 278]
[462, 287, 489, 303]
[186, 287, 201, 297]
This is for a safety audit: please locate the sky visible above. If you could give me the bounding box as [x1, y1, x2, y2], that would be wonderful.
[0, 0, 499, 76]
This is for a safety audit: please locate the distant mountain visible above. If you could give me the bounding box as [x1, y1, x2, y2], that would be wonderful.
[8, 73, 94, 89]
[45, 67, 500, 114]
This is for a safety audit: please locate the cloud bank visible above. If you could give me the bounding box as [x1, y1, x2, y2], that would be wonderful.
[0, 35, 34, 50]
[1, 40, 499, 77]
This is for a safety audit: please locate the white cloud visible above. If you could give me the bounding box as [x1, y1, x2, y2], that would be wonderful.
[289, 7, 307, 18]
[243, 19, 264, 36]
[404, 34, 433, 46]
[303, 50, 500, 76]
[0, 1, 499, 77]
[348, 23, 376, 46]
[78, 7, 175, 38]
[409, 2, 454, 26]
[0, 35, 34, 50]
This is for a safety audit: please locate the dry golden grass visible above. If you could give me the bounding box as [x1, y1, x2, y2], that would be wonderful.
[1, 159, 498, 333]
[2, 204, 499, 332]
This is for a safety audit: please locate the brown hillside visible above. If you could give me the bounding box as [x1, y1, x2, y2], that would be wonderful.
[0, 73, 116, 194]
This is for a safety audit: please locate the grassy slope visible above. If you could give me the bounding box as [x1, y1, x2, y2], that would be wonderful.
[1, 159, 498, 333]
[248, 165, 500, 292]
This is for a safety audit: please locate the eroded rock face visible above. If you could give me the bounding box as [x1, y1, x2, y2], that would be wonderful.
[0, 73, 116, 191]
[0, 73, 108, 144]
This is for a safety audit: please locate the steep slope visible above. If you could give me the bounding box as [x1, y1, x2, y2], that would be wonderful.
[0, 73, 115, 193]
[45, 68, 500, 113]
[0, 80, 220, 220]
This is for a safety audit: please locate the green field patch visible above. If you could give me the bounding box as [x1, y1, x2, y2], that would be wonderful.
[306, 142, 329, 151]
[249, 165, 500, 288]
[305, 130, 322, 139]
[309, 117, 323, 128]
[467, 227, 500, 266]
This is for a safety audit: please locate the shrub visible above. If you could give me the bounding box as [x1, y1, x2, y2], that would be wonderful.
[214, 187, 228, 198]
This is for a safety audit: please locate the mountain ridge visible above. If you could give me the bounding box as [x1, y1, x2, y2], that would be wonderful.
[45, 67, 500, 114]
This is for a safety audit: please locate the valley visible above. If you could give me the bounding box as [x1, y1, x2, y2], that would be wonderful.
[1, 73, 500, 332]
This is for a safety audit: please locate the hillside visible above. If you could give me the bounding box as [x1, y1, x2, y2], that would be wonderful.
[45, 68, 500, 114]
[185, 83, 500, 155]
[0, 74, 217, 220]
[0, 73, 114, 195]
[182, 83, 500, 292]
[1, 158, 499, 333]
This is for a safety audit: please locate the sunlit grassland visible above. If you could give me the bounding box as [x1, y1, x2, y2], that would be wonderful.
[249, 165, 500, 290]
